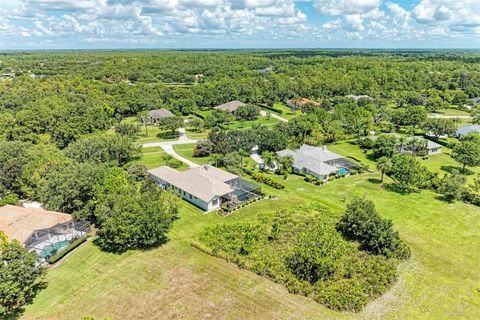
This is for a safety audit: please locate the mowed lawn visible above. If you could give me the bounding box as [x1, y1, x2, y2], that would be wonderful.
[136, 146, 188, 170]
[266, 102, 304, 120]
[23, 146, 480, 319]
[172, 143, 212, 165]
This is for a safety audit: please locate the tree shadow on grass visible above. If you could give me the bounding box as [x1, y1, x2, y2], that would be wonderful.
[157, 132, 179, 139]
[440, 165, 474, 176]
[367, 177, 382, 184]
[383, 183, 418, 195]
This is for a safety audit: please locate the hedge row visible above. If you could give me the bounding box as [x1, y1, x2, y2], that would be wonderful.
[48, 236, 88, 264]
[251, 172, 285, 189]
[260, 104, 284, 114]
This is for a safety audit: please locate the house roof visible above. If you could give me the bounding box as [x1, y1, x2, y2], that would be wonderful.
[286, 98, 321, 106]
[277, 144, 343, 176]
[149, 165, 238, 202]
[148, 108, 174, 119]
[346, 94, 373, 101]
[214, 100, 245, 112]
[426, 140, 442, 149]
[456, 124, 480, 136]
[0, 205, 73, 244]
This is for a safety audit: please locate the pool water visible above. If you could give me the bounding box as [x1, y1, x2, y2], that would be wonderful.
[39, 240, 70, 260]
[337, 168, 350, 175]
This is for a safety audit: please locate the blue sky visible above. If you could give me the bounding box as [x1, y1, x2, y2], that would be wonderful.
[1, 0, 479, 50]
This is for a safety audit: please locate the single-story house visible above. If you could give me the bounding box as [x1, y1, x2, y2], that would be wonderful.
[145, 108, 174, 123]
[214, 100, 245, 113]
[372, 134, 442, 155]
[277, 144, 356, 180]
[456, 124, 480, 137]
[0, 205, 90, 262]
[149, 165, 261, 211]
[285, 98, 320, 110]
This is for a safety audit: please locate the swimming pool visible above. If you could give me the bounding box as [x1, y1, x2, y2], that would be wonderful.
[39, 240, 70, 260]
[337, 167, 350, 175]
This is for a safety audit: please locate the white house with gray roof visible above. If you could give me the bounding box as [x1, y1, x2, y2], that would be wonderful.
[277, 144, 355, 180]
[149, 165, 261, 211]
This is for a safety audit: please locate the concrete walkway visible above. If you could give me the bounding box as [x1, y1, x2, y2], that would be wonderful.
[142, 128, 199, 168]
[260, 110, 288, 122]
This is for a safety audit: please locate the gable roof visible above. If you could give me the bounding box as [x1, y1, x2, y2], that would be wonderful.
[149, 165, 238, 202]
[456, 124, 480, 136]
[214, 100, 245, 112]
[0, 205, 73, 244]
[277, 144, 343, 176]
[148, 108, 174, 119]
[286, 98, 321, 107]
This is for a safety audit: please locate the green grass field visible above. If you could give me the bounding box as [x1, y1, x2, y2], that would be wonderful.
[172, 143, 212, 165]
[266, 102, 304, 120]
[224, 116, 279, 130]
[22, 142, 480, 320]
[137, 146, 188, 170]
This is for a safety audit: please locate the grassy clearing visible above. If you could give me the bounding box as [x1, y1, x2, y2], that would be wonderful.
[23, 143, 480, 320]
[137, 146, 187, 170]
[172, 144, 212, 165]
[436, 108, 471, 116]
[136, 125, 179, 144]
[185, 129, 209, 140]
[267, 102, 304, 120]
[224, 116, 279, 130]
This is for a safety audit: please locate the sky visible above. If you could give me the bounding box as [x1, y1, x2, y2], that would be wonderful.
[1, 0, 480, 50]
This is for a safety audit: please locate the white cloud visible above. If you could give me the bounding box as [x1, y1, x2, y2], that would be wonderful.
[313, 0, 381, 16]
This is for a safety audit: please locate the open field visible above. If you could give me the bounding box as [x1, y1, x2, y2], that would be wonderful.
[23, 144, 480, 320]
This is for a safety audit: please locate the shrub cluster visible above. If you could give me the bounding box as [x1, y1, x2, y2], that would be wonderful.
[198, 204, 404, 312]
[337, 198, 411, 259]
[250, 172, 285, 189]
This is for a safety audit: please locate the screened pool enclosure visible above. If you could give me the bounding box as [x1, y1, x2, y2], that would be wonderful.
[24, 220, 90, 261]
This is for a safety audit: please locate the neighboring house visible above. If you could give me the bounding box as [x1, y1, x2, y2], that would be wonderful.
[346, 94, 373, 102]
[277, 144, 356, 180]
[397, 137, 442, 155]
[285, 98, 320, 110]
[149, 165, 261, 211]
[372, 134, 442, 155]
[214, 100, 245, 113]
[456, 124, 480, 137]
[145, 108, 174, 123]
[0, 205, 90, 262]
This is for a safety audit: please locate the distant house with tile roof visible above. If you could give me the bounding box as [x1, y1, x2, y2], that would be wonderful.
[285, 98, 321, 110]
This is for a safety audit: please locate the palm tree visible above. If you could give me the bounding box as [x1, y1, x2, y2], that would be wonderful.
[262, 151, 276, 172]
[279, 155, 294, 173]
[210, 153, 224, 167]
[398, 136, 407, 153]
[139, 110, 150, 136]
[238, 148, 250, 168]
[376, 156, 392, 182]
